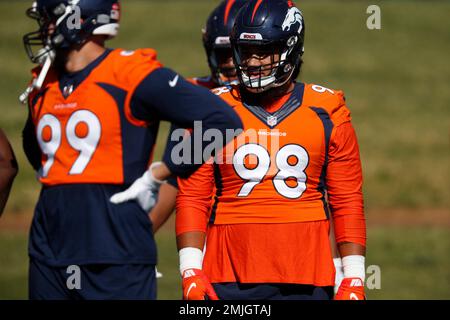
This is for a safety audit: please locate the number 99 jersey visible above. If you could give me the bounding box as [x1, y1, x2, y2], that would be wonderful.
[28, 48, 161, 186]
[207, 83, 355, 225]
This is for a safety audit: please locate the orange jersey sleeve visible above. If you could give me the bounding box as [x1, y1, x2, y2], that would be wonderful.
[327, 121, 366, 247]
[304, 85, 366, 247]
[176, 161, 215, 235]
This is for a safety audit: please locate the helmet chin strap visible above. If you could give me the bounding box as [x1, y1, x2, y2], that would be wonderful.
[19, 50, 55, 104]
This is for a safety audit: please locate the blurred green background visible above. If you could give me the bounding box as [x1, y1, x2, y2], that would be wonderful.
[0, 0, 449, 299]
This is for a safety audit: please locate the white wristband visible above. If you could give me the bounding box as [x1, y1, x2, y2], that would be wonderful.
[342, 255, 365, 282]
[179, 247, 203, 276]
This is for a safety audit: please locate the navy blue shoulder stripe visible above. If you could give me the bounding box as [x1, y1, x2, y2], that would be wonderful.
[310, 106, 334, 220]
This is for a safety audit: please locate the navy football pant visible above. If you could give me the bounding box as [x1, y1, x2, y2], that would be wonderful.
[213, 283, 334, 300]
[29, 258, 156, 300]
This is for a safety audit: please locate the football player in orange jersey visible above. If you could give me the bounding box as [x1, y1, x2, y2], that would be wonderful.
[0, 129, 18, 216]
[20, 0, 241, 299]
[176, 0, 367, 300]
[119, 0, 345, 294]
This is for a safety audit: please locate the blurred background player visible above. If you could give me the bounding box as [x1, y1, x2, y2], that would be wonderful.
[190, 0, 248, 89]
[0, 129, 18, 216]
[21, 0, 241, 300]
[176, 0, 366, 300]
[128, 0, 248, 234]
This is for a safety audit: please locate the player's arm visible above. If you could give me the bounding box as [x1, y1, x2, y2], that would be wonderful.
[111, 69, 241, 209]
[0, 129, 18, 216]
[130, 67, 242, 178]
[326, 121, 367, 300]
[176, 161, 218, 300]
[149, 181, 178, 234]
[147, 123, 183, 232]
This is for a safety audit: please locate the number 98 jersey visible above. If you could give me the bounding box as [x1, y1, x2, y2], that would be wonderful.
[208, 83, 353, 224]
[28, 49, 161, 186]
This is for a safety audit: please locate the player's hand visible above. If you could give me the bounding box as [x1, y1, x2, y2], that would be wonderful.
[155, 267, 163, 279]
[182, 268, 219, 300]
[110, 162, 165, 212]
[334, 277, 365, 300]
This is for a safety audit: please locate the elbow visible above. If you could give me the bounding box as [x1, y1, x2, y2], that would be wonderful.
[10, 167, 19, 181]
[5, 167, 18, 185]
[1, 161, 18, 183]
[9, 159, 19, 180]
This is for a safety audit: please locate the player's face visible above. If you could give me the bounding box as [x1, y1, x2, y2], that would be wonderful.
[238, 44, 281, 94]
[215, 48, 237, 83]
[240, 45, 280, 78]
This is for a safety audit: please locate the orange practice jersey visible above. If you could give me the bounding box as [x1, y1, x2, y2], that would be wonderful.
[177, 83, 366, 285]
[28, 49, 162, 186]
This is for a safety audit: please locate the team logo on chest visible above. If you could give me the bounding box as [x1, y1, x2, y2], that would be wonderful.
[62, 84, 74, 98]
[267, 115, 278, 127]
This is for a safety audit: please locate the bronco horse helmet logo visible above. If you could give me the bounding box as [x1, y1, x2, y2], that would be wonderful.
[282, 7, 304, 33]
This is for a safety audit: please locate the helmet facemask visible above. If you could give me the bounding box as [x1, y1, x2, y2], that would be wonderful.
[23, 3, 58, 64]
[233, 36, 301, 94]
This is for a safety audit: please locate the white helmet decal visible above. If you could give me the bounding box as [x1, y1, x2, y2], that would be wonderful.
[282, 7, 303, 34]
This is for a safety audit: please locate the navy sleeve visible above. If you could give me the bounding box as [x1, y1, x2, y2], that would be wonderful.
[167, 176, 178, 189]
[130, 67, 242, 178]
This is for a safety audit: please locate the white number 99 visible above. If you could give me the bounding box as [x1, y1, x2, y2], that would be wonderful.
[36, 110, 101, 177]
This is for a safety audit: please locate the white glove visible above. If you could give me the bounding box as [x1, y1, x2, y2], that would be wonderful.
[110, 162, 165, 212]
[155, 267, 163, 279]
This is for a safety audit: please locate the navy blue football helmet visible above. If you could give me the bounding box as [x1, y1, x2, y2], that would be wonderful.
[23, 0, 120, 64]
[203, 0, 247, 85]
[230, 0, 305, 92]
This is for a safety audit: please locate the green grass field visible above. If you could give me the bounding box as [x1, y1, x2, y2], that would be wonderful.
[0, 0, 449, 300]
